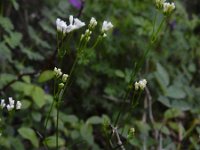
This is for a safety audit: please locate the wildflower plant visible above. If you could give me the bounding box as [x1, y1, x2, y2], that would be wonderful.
[103, 1, 176, 149]
[0, 97, 22, 136]
[43, 0, 175, 149]
[43, 15, 113, 149]
[0, 0, 178, 149]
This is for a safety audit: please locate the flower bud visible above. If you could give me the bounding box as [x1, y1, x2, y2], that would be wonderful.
[59, 83, 64, 89]
[62, 74, 69, 82]
[89, 17, 97, 28]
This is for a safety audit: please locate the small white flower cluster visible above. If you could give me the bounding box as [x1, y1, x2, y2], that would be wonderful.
[102, 21, 113, 32]
[81, 29, 92, 42]
[89, 17, 97, 29]
[56, 15, 85, 34]
[81, 17, 98, 42]
[54, 67, 69, 89]
[155, 0, 166, 9]
[163, 2, 175, 14]
[0, 97, 22, 111]
[155, 0, 175, 14]
[101, 21, 113, 37]
[134, 79, 147, 90]
[54, 67, 62, 77]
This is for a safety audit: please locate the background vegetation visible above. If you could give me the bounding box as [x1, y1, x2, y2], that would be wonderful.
[0, 0, 200, 149]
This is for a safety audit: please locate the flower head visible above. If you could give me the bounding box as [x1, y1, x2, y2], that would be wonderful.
[16, 101, 22, 110]
[0, 99, 5, 108]
[134, 79, 147, 90]
[102, 21, 113, 32]
[7, 104, 14, 111]
[56, 15, 85, 33]
[139, 79, 147, 90]
[62, 74, 69, 82]
[0, 97, 22, 111]
[56, 18, 67, 33]
[89, 17, 97, 28]
[134, 82, 140, 90]
[163, 2, 175, 14]
[74, 18, 85, 28]
[9, 97, 15, 106]
[54, 67, 62, 78]
[155, 0, 166, 9]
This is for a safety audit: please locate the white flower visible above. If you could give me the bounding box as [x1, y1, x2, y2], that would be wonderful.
[65, 15, 76, 33]
[138, 79, 147, 90]
[54, 67, 62, 78]
[102, 21, 113, 32]
[62, 74, 69, 82]
[7, 104, 14, 111]
[16, 101, 22, 110]
[155, 0, 166, 9]
[163, 2, 175, 14]
[65, 25, 76, 33]
[9, 97, 15, 106]
[89, 17, 97, 28]
[134, 79, 147, 90]
[134, 82, 140, 90]
[66, 15, 85, 33]
[56, 15, 85, 33]
[56, 18, 67, 33]
[69, 15, 74, 25]
[74, 18, 85, 29]
[0, 99, 5, 108]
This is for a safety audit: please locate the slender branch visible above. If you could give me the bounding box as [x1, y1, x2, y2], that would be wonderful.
[145, 87, 155, 123]
[56, 99, 60, 149]
[110, 125, 126, 150]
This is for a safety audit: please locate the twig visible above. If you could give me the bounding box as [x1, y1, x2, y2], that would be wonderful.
[158, 134, 163, 150]
[145, 87, 155, 123]
[110, 125, 126, 150]
[142, 97, 147, 122]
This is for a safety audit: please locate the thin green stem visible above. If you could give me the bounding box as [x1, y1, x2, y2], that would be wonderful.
[56, 98, 60, 149]
[44, 78, 57, 131]
[92, 36, 102, 49]
[44, 100, 55, 130]
[151, 17, 165, 43]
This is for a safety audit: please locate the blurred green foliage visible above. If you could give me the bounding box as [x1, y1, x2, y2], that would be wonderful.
[0, 0, 200, 149]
